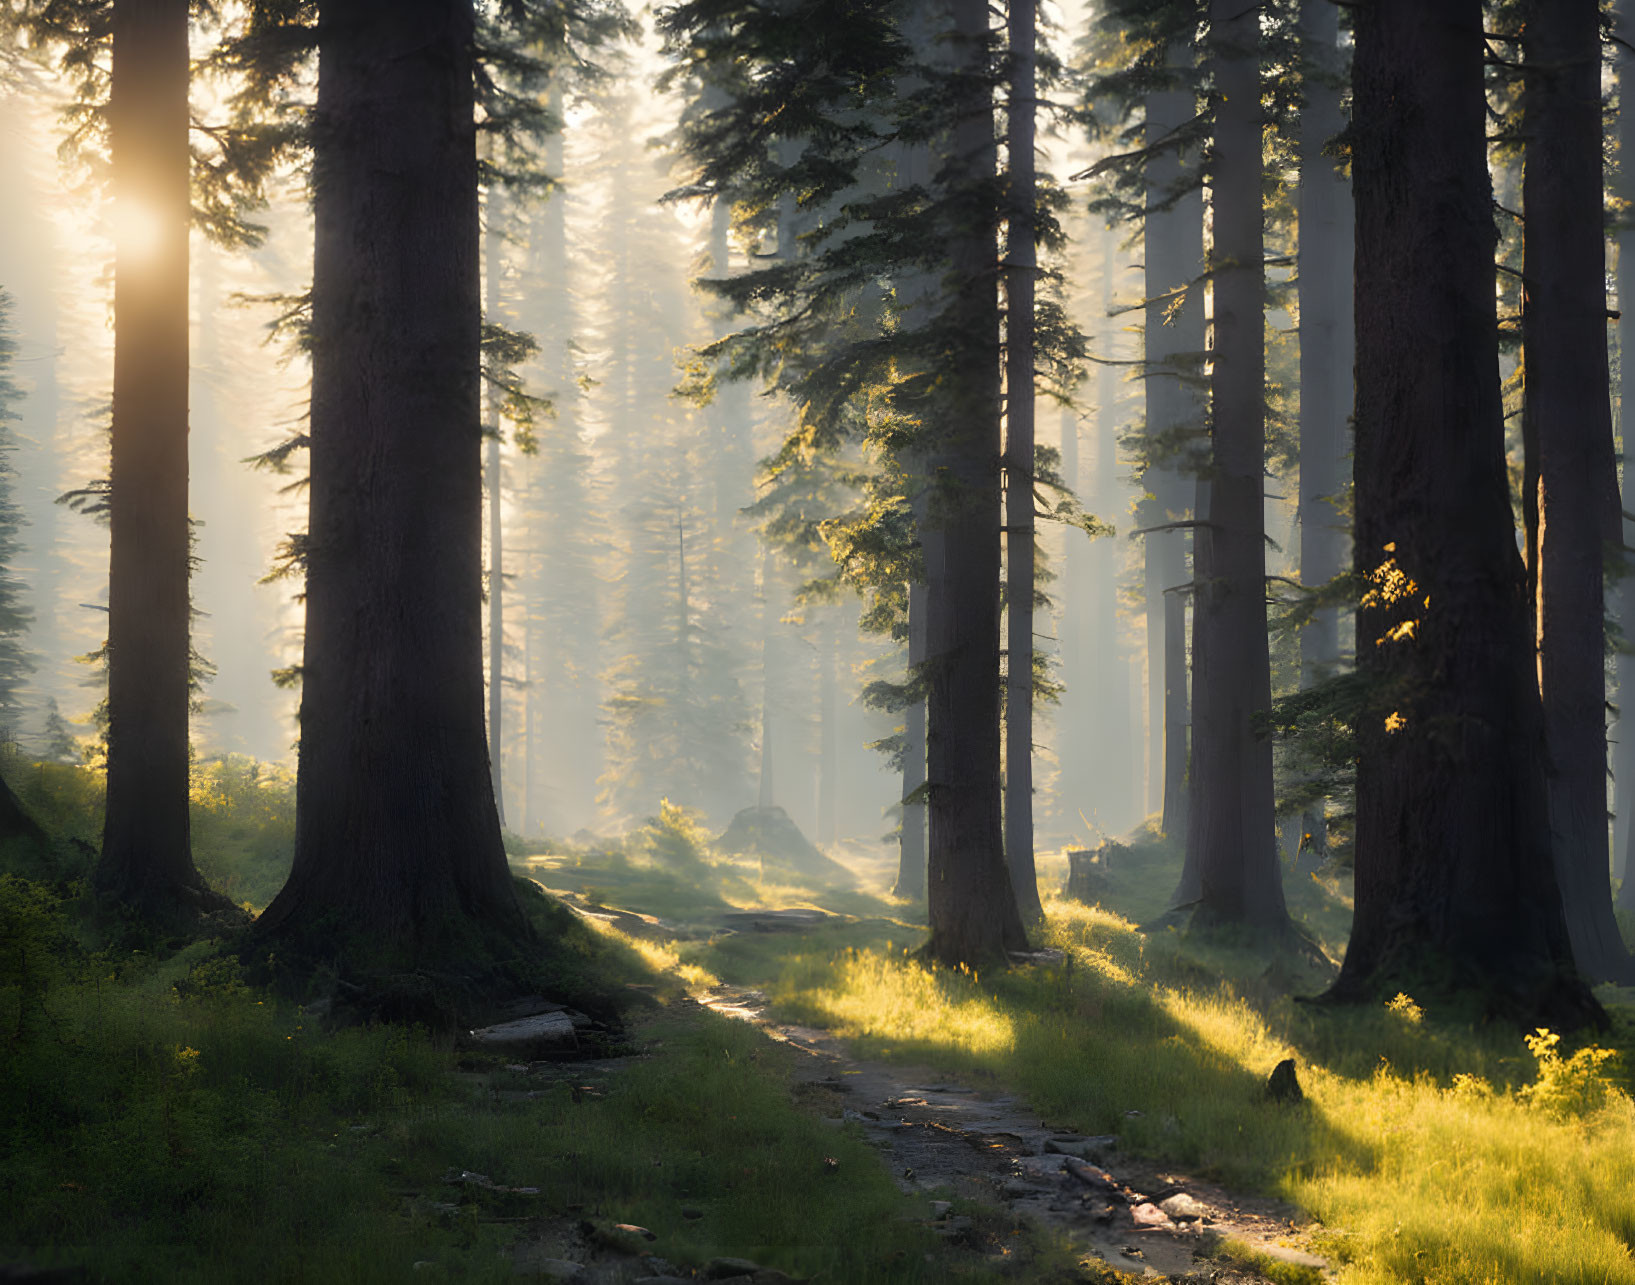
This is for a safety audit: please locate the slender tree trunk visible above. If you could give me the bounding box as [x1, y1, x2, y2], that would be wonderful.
[817, 612, 837, 847]
[256, 0, 530, 991]
[1004, 0, 1043, 921]
[1522, 0, 1634, 982]
[95, 0, 222, 926]
[485, 185, 506, 829]
[1294, 0, 1352, 869]
[1329, 0, 1598, 1027]
[924, 0, 1029, 966]
[1182, 0, 1288, 931]
[757, 546, 776, 811]
[1617, 0, 1635, 908]
[1142, 42, 1202, 843]
[894, 578, 928, 899]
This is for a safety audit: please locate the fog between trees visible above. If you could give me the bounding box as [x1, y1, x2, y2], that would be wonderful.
[0, 0, 1627, 1008]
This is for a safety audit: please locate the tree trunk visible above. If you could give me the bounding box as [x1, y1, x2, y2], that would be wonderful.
[485, 184, 506, 830]
[1142, 41, 1202, 843]
[1184, 0, 1288, 931]
[1004, 0, 1043, 921]
[894, 578, 928, 900]
[1617, 0, 1635, 909]
[757, 546, 777, 812]
[1328, 0, 1599, 1027]
[1522, 0, 1634, 982]
[95, 0, 224, 928]
[256, 0, 530, 992]
[817, 612, 837, 847]
[924, 0, 1029, 967]
[1294, 0, 1352, 867]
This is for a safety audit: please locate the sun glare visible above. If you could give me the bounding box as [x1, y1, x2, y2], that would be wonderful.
[112, 198, 164, 262]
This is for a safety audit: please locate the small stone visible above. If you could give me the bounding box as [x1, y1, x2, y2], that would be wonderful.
[929, 1201, 952, 1218]
[468, 1012, 579, 1059]
[681, 1206, 704, 1220]
[1159, 1192, 1210, 1221]
[1266, 1058, 1304, 1104]
[612, 1224, 657, 1241]
[1130, 1202, 1171, 1228]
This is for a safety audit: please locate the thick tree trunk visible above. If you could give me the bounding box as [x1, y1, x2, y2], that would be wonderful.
[1142, 46, 1202, 844]
[924, 0, 1029, 967]
[1004, 0, 1043, 921]
[95, 0, 224, 928]
[1184, 0, 1288, 931]
[1329, 0, 1598, 1027]
[1522, 0, 1634, 982]
[1294, 0, 1352, 867]
[256, 0, 530, 989]
[894, 579, 928, 900]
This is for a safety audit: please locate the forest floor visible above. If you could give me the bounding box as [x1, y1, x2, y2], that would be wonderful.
[11, 776, 1635, 1283]
[695, 976, 1328, 1283]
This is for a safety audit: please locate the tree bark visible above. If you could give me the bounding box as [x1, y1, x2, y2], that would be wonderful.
[894, 578, 928, 899]
[1328, 0, 1599, 1026]
[255, 0, 531, 989]
[1183, 0, 1288, 931]
[1004, 0, 1043, 921]
[95, 0, 225, 928]
[485, 184, 506, 830]
[1294, 0, 1352, 867]
[1617, 0, 1635, 909]
[924, 0, 1029, 967]
[1521, 0, 1634, 982]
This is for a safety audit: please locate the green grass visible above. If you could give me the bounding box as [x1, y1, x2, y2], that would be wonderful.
[638, 829, 1635, 1285]
[0, 878, 1016, 1283]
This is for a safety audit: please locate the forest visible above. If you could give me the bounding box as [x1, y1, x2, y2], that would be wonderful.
[4, 0, 1635, 1281]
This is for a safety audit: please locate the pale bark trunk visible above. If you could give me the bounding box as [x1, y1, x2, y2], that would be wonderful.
[1143, 45, 1202, 844]
[1185, 0, 1288, 931]
[1294, 0, 1352, 868]
[485, 185, 505, 829]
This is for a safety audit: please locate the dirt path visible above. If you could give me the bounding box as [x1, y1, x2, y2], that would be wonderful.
[699, 983, 1331, 1283]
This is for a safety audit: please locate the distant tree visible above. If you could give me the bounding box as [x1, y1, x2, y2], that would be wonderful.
[39, 698, 78, 765]
[1180, 0, 1288, 931]
[1517, 0, 1634, 984]
[1080, 0, 1205, 838]
[1327, 0, 1598, 1026]
[253, 0, 533, 1000]
[1290, 0, 1351, 869]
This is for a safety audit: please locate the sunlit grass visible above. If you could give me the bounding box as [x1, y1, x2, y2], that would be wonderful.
[674, 878, 1635, 1285]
